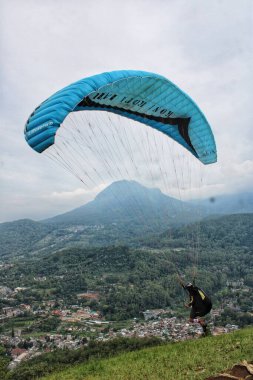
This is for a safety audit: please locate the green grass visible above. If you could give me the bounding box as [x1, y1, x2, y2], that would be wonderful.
[42, 327, 253, 380]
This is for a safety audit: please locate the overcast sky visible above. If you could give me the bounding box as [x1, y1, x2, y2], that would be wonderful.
[1, 0, 252, 223]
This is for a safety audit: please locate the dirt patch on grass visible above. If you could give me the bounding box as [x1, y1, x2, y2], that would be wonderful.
[206, 361, 253, 380]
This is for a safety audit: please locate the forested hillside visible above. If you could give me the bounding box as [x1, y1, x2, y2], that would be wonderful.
[0, 219, 54, 257]
[158, 213, 253, 250]
[1, 214, 252, 321]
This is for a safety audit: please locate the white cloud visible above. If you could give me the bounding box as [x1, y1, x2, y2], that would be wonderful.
[49, 184, 106, 200]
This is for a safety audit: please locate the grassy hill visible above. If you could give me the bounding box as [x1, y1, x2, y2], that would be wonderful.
[41, 327, 253, 380]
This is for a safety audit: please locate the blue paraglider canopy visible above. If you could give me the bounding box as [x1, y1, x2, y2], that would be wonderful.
[24, 70, 216, 165]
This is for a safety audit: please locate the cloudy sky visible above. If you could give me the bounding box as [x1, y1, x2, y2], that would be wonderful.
[1, 0, 252, 223]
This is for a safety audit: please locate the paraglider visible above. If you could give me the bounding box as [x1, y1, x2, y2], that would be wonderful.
[24, 70, 217, 329]
[24, 70, 217, 165]
[183, 282, 212, 335]
[176, 274, 213, 335]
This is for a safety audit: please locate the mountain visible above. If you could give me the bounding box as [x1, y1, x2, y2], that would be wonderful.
[0, 181, 198, 258]
[1, 181, 252, 258]
[44, 180, 199, 227]
[44, 184, 253, 228]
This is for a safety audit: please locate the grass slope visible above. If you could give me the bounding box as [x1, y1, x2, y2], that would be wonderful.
[42, 327, 253, 380]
